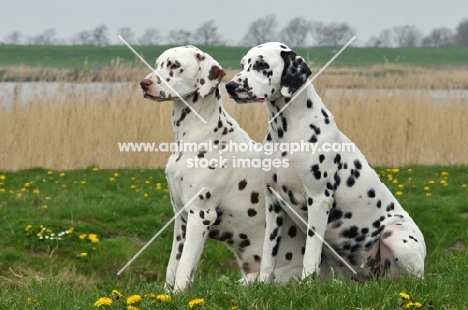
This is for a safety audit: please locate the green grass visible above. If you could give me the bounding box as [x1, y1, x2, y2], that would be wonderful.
[0, 166, 467, 309]
[1, 45, 468, 69]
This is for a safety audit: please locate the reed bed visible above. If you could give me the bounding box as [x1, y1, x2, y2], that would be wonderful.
[0, 67, 467, 171]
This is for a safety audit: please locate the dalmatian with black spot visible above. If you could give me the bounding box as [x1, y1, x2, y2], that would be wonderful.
[139, 46, 305, 291]
[226, 42, 426, 282]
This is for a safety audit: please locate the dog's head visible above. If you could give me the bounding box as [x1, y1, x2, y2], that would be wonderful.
[226, 42, 311, 103]
[140, 46, 226, 101]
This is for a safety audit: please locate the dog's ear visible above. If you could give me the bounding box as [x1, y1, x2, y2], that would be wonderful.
[195, 51, 226, 98]
[280, 50, 312, 98]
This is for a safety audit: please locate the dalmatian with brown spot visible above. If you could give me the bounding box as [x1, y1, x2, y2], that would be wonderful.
[226, 42, 426, 282]
[139, 46, 305, 291]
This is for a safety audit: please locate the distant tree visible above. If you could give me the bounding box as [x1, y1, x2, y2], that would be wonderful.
[3, 31, 23, 44]
[309, 21, 325, 46]
[422, 27, 454, 47]
[279, 17, 310, 47]
[167, 29, 191, 45]
[138, 28, 161, 45]
[92, 24, 109, 47]
[71, 30, 93, 45]
[241, 14, 278, 45]
[118, 27, 136, 44]
[366, 28, 394, 47]
[455, 18, 468, 46]
[320, 22, 355, 46]
[393, 24, 423, 47]
[192, 20, 223, 45]
[28, 28, 57, 45]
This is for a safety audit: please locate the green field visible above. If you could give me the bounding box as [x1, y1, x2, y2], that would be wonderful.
[1, 45, 468, 69]
[0, 166, 467, 308]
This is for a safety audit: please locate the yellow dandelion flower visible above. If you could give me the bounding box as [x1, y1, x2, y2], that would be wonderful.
[399, 292, 410, 300]
[424, 186, 430, 191]
[0, 175, 5, 180]
[145, 180, 150, 184]
[24, 182, 31, 187]
[79, 234, 87, 240]
[426, 193, 432, 197]
[188, 298, 205, 308]
[46, 228, 52, 233]
[126, 294, 142, 305]
[428, 180, 435, 184]
[21, 188, 27, 192]
[398, 184, 404, 188]
[441, 171, 449, 176]
[27, 297, 40, 306]
[47, 171, 53, 175]
[462, 184, 467, 188]
[0, 188, 5, 193]
[130, 185, 136, 189]
[80, 252, 88, 257]
[112, 289, 123, 299]
[113, 172, 119, 177]
[407, 168, 412, 172]
[127, 306, 138, 310]
[396, 191, 403, 196]
[412, 302, 422, 308]
[16, 192, 22, 198]
[42, 205, 48, 209]
[94, 297, 112, 307]
[45, 196, 51, 200]
[131, 177, 136, 180]
[440, 179, 447, 184]
[59, 172, 66, 177]
[66, 227, 74, 234]
[109, 177, 115, 182]
[392, 168, 400, 173]
[25, 224, 32, 232]
[92, 167, 99, 171]
[81, 181, 86, 184]
[88, 234, 99, 243]
[392, 179, 398, 184]
[144, 193, 149, 198]
[156, 294, 171, 302]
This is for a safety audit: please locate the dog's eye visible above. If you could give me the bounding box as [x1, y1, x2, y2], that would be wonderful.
[255, 62, 270, 71]
[169, 61, 181, 70]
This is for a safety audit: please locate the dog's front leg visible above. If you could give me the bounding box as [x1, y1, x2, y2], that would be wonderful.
[164, 209, 185, 290]
[173, 207, 216, 291]
[302, 194, 333, 279]
[259, 194, 286, 282]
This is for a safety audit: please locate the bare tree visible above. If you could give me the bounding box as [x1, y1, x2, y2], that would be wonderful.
[71, 30, 93, 45]
[3, 31, 23, 44]
[366, 28, 394, 47]
[455, 18, 468, 46]
[192, 20, 223, 45]
[92, 24, 109, 47]
[422, 27, 454, 47]
[167, 29, 191, 45]
[119, 27, 136, 44]
[279, 17, 310, 47]
[320, 22, 355, 46]
[241, 14, 278, 45]
[393, 24, 423, 47]
[309, 21, 325, 46]
[138, 28, 161, 45]
[28, 28, 57, 45]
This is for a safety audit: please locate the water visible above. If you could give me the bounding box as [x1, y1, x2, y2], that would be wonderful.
[1, 82, 467, 106]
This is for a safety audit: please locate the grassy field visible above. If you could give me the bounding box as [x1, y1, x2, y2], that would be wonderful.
[0, 166, 467, 308]
[1, 45, 468, 73]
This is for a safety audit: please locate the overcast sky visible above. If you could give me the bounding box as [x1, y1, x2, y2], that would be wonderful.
[1, 0, 467, 46]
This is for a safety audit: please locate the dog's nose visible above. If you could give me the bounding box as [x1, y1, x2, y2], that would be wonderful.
[225, 81, 239, 93]
[140, 79, 153, 91]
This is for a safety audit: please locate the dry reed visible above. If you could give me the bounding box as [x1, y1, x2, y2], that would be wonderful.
[1, 68, 467, 171]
